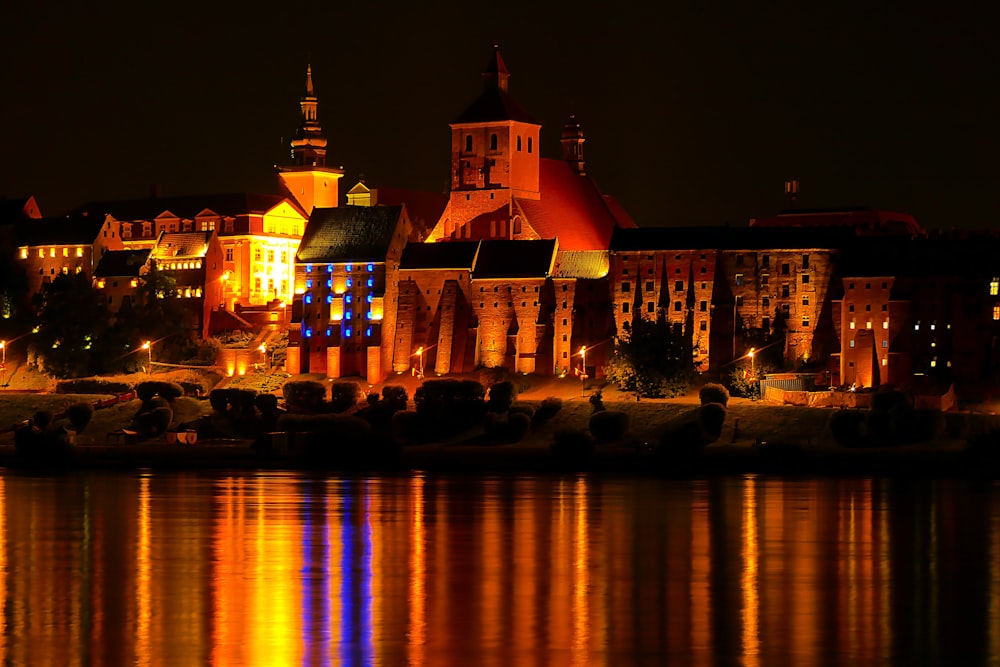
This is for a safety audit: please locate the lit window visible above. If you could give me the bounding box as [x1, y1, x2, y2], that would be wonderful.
[49, 248, 55, 258]
[915, 323, 920, 331]
[347, 278, 353, 288]
[367, 263, 373, 272]
[97, 279, 106, 289]
[305, 328, 313, 338]
[991, 279, 999, 296]
[306, 280, 313, 289]
[882, 340, 888, 348]
[866, 321, 872, 329]
[366, 327, 372, 337]
[850, 321, 856, 330]
[883, 320, 889, 329]
[63, 247, 68, 257]
[849, 340, 855, 348]
[326, 295, 333, 304]
[735, 274, 744, 286]
[367, 294, 373, 303]
[346, 294, 353, 304]
[930, 323, 936, 331]
[366, 310, 372, 319]
[346, 311, 352, 320]
[306, 264, 313, 273]
[327, 264, 333, 273]
[347, 264, 353, 272]
[802, 315, 809, 327]
[882, 358, 887, 366]
[326, 328, 333, 336]
[305, 295, 312, 304]
[131, 279, 138, 288]
[930, 359, 937, 368]
[345, 328, 352, 337]
[994, 304, 1000, 321]
[20, 248, 27, 259]
[367, 278, 373, 287]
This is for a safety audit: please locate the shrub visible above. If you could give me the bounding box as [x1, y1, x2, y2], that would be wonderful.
[865, 410, 895, 443]
[382, 385, 409, 411]
[282, 380, 327, 412]
[534, 397, 563, 425]
[136, 381, 184, 402]
[366, 391, 380, 406]
[699, 383, 730, 407]
[135, 406, 173, 437]
[196, 338, 223, 364]
[830, 409, 867, 446]
[329, 382, 362, 413]
[179, 381, 205, 396]
[228, 388, 258, 416]
[276, 413, 371, 438]
[33, 410, 54, 428]
[908, 408, 946, 442]
[658, 420, 704, 457]
[67, 403, 95, 432]
[697, 403, 727, 443]
[506, 412, 532, 442]
[509, 404, 535, 420]
[870, 389, 912, 413]
[589, 391, 606, 413]
[487, 381, 518, 414]
[414, 379, 486, 433]
[209, 389, 230, 413]
[391, 410, 427, 443]
[254, 393, 279, 415]
[589, 410, 629, 443]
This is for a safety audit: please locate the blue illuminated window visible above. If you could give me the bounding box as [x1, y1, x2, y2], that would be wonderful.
[326, 295, 332, 304]
[367, 294, 373, 303]
[306, 264, 313, 273]
[306, 279, 312, 288]
[345, 328, 352, 337]
[366, 327, 372, 337]
[346, 311, 352, 320]
[327, 264, 333, 273]
[366, 310, 372, 319]
[367, 263, 373, 272]
[367, 278, 373, 287]
[305, 294, 312, 304]
[346, 278, 353, 288]
[326, 327, 332, 337]
[305, 328, 313, 338]
[346, 294, 353, 304]
[326, 279, 332, 288]
[346, 264, 353, 272]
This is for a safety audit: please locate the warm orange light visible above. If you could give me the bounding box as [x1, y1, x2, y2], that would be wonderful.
[142, 341, 150, 350]
[748, 347, 755, 359]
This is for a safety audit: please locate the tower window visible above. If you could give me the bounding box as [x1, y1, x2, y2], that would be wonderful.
[465, 135, 472, 152]
[517, 136, 522, 151]
[527, 137, 533, 153]
[490, 134, 498, 150]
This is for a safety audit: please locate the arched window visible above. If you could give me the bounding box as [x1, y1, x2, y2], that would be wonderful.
[465, 135, 473, 152]
[490, 133, 498, 150]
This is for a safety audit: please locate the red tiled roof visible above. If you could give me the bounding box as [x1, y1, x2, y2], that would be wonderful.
[514, 159, 635, 252]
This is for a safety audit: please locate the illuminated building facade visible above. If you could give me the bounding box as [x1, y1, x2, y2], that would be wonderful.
[93, 249, 150, 313]
[149, 231, 225, 338]
[15, 213, 123, 297]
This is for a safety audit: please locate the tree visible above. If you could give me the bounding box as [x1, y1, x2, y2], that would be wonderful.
[604, 310, 694, 398]
[31, 273, 111, 378]
[115, 264, 197, 363]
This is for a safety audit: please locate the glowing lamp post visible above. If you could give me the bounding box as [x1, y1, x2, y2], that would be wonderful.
[416, 346, 424, 380]
[0, 340, 5, 388]
[748, 347, 755, 378]
[259, 343, 269, 371]
[580, 345, 587, 396]
[142, 340, 152, 374]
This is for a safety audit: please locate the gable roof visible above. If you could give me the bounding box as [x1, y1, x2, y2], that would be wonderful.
[15, 214, 108, 246]
[0, 196, 41, 223]
[151, 231, 214, 260]
[514, 159, 636, 252]
[94, 249, 151, 278]
[453, 86, 539, 125]
[69, 193, 292, 221]
[297, 205, 404, 263]
[400, 241, 480, 270]
[472, 239, 556, 279]
[551, 250, 610, 279]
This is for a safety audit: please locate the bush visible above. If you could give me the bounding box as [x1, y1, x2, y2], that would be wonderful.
[136, 381, 184, 402]
[589, 391, 606, 413]
[67, 403, 95, 432]
[329, 382, 362, 413]
[391, 410, 427, 443]
[55, 379, 131, 395]
[697, 403, 727, 443]
[179, 381, 205, 396]
[907, 408, 947, 442]
[209, 389, 230, 413]
[699, 383, 730, 407]
[866, 409, 895, 443]
[509, 404, 535, 420]
[506, 412, 532, 442]
[382, 385, 409, 411]
[283, 380, 327, 412]
[135, 406, 174, 436]
[870, 389, 912, 413]
[658, 421, 704, 458]
[228, 388, 258, 416]
[589, 410, 629, 443]
[534, 397, 563, 425]
[33, 410, 54, 428]
[487, 381, 518, 414]
[414, 379, 486, 434]
[830, 409, 867, 447]
[276, 413, 371, 438]
[196, 338, 223, 364]
[254, 393, 279, 415]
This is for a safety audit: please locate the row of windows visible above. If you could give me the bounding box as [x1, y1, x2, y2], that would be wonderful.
[96, 279, 138, 289]
[303, 326, 373, 338]
[24, 247, 85, 259]
[849, 320, 890, 330]
[848, 303, 888, 312]
[253, 249, 288, 263]
[160, 260, 203, 271]
[122, 220, 217, 238]
[40, 266, 83, 276]
[848, 281, 889, 290]
[304, 277, 375, 290]
[305, 263, 375, 274]
[464, 134, 533, 153]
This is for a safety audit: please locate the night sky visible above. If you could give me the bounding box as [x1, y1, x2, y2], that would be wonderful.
[2, 1, 997, 230]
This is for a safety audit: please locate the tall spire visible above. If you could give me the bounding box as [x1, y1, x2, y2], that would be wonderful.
[482, 42, 510, 93]
[291, 63, 327, 167]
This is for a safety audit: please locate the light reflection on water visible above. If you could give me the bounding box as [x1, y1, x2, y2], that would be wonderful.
[0, 472, 997, 665]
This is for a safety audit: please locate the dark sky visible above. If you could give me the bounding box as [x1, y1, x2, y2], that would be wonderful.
[2, 1, 998, 230]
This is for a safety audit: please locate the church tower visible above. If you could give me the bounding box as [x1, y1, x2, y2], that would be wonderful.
[560, 115, 586, 175]
[277, 64, 343, 214]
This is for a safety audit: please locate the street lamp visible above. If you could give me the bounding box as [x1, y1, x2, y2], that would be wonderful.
[748, 347, 755, 378]
[580, 345, 587, 396]
[0, 340, 6, 388]
[142, 340, 152, 373]
[259, 343, 269, 371]
[415, 346, 424, 379]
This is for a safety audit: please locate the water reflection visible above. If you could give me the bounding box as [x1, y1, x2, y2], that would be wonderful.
[0, 473, 997, 664]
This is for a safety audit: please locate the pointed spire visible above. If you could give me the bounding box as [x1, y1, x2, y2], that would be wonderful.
[291, 63, 327, 167]
[482, 42, 510, 93]
[305, 63, 315, 96]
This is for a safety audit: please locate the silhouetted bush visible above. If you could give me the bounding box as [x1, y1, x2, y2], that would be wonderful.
[534, 397, 563, 425]
[134, 406, 173, 437]
[697, 403, 727, 443]
[33, 410, 53, 428]
[870, 389, 912, 413]
[487, 381, 517, 414]
[209, 389, 230, 413]
[179, 381, 206, 396]
[414, 378, 486, 434]
[67, 403, 94, 432]
[830, 409, 867, 447]
[136, 381, 184, 402]
[228, 388, 258, 417]
[589, 391, 605, 413]
[909, 408, 947, 442]
[282, 380, 327, 412]
[391, 410, 427, 443]
[657, 421, 704, 459]
[509, 404, 534, 420]
[506, 412, 532, 442]
[589, 410, 629, 443]
[254, 393, 279, 415]
[699, 383, 730, 407]
[866, 410, 895, 443]
[329, 382, 362, 413]
[382, 385, 409, 411]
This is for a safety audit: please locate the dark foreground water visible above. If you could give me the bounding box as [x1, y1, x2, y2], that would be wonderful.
[1, 471, 998, 666]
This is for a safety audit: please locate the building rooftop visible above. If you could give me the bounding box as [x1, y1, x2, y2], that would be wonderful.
[151, 231, 214, 260]
[400, 241, 480, 270]
[551, 250, 609, 279]
[15, 214, 108, 246]
[472, 239, 556, 279]
[297, 206, 404, 263]
[69, 192, 292, 221]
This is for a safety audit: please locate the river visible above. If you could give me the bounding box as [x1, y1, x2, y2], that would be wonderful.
[0, 471, 996, 666]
